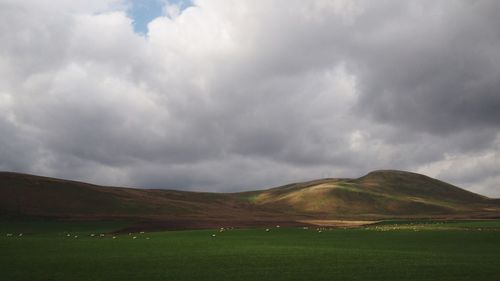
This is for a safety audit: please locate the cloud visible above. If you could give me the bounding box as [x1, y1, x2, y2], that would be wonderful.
[0, 0, 499, 197]
[350, 1, 500, 135]
[417, 133, 500, 197]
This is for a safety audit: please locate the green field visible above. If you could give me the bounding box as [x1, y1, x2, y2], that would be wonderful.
[1, 220, 500, 281]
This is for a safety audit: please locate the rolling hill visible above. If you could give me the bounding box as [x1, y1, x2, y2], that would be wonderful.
[1, 170, 499, 226]
[250, 170, 496, 218]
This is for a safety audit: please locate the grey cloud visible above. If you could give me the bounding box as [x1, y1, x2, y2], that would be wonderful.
[0, 0, 499, 197]
[350, 1, 500, 135]
[0, 118, 36, 172]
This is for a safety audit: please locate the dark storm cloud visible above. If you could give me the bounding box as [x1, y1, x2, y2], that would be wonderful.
[0, 0, 499, 196]
[0, 118, 35, 172]
[350, 1, 500, 134]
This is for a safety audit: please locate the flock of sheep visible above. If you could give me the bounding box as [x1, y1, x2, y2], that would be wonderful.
[3, 231, 151, 239]
[210, 225, 328, 237]
[4, 225, 336, 239]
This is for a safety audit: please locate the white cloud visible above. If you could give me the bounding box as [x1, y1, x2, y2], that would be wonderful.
[417, 134, 500, 197]
[0, 0, 499, 197]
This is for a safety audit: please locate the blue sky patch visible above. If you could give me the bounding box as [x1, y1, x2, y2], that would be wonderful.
[128, 0, 192, 34]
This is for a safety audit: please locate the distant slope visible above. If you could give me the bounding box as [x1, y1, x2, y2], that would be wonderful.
[253, 170, 496, 218]
[1, 170, 499, 222]
[0, 172, 275, 221]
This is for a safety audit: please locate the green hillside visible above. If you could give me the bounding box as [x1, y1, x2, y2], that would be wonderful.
[0, 170, 498, 224]
[253, 170, 496, 218]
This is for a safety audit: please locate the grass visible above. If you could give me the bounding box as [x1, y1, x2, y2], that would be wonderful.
[1, 220, 500, 281]
[0, 220, 130, 235]
[369, 219, 500, 231]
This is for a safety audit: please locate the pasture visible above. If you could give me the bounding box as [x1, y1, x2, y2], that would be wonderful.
[1, 220, 500, 281]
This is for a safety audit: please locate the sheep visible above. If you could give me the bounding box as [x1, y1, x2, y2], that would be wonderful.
[276, 225, 280, 228]
[74, 235, 78, 238]
[18, 233, 23, 237]
[112, 236, 117, 239]
[90, 234, 95, 237]
[146, 237, 150, 240]
[211, 234, 216, 237]
[100, 234, 105, 237]
[66, 234, 71, 237]
[133, 236, 137, 239]
[6, 233, 13, 237]
[140, 231, 145, 234]
[265, 228, 270, 232]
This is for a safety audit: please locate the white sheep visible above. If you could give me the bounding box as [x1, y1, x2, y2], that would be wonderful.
[211, 234, 216, 237]
[265, 228, 270, 232]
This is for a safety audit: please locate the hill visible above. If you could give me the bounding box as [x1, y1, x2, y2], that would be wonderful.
[0, 172, 277, 222]
[252, 170, 496, 218]
[1, 170, 499, 226]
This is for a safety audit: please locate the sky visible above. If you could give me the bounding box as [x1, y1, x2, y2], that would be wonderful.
[128, 0, 192, 33]
[0, 0, 499, 197]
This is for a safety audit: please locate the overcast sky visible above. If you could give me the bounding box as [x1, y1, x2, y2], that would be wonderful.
[1, 0, 499, 197]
